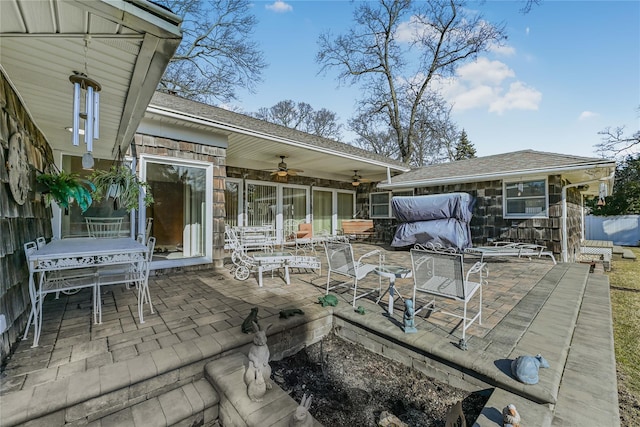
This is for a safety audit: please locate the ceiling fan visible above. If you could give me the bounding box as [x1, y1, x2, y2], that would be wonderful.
[267, 155, 304, 177]
[351, 170, 373, 187]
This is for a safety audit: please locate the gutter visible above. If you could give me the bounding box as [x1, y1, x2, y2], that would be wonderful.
[378, 163, 615, 189]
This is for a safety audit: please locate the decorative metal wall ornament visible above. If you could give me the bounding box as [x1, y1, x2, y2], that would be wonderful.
[7, 132, 30, 205]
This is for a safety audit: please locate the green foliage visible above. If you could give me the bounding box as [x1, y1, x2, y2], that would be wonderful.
[587, 154, 640, 215]
[453, 130, 477, 161]
[37, 170, 96, 213]
[90, 165, 153, 212]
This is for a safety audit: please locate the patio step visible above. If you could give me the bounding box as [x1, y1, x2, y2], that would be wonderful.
[0, 304, 333, 427]
[90, 378, 219, 427]
[551, 273, 620, 426]
[612, 245, 624, 260]
[622, 248, 637, 260]
[204, 352, 322, 427]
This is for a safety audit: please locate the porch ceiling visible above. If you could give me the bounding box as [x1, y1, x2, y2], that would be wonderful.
[0, 0, 182, 163]
[224, 133, 397, 184]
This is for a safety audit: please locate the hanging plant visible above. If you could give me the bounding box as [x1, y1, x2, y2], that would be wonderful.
[90, 165, 153, 212]
[37, 169, 96, 213]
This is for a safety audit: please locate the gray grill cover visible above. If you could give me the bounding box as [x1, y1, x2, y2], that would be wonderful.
[391, 219, 472, 249]
[390, 193, 473, 250]
[391, 193, 473, 223]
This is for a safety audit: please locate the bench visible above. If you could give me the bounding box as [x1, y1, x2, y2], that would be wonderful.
[236, 226, 276, 251]
[341, 219, 375, 241]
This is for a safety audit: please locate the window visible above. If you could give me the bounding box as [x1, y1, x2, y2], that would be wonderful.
[142, 156, 213, 260]
[370, 190, 414, 218]
[60, 155, 132, 238]
[225, 179, 242, 227]
[504, 179, 548, 218]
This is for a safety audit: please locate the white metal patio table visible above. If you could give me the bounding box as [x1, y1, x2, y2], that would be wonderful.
[25, 237, 147, 347]
[375, 265, 412, 315]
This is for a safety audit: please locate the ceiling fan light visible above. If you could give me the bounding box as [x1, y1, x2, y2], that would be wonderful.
[277, 170, 288, 177]
[352, 180, 360, 187]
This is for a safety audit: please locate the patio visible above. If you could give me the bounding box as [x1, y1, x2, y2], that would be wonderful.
[0, 243, 619, 426]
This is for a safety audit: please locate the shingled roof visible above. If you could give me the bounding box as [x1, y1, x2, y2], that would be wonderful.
[379, 150, 615, 188]
[149, 92, 408, 170]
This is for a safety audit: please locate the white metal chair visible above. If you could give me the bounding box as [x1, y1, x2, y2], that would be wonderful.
[323, 241, 382, 307]
[95, 236, 155, 324]
[144, 217, 153, 244]
[35, 237, 47, 249]
[410, 243, 487, 350]
[23, 241, 98, 347]
[86, 217, 123, 238]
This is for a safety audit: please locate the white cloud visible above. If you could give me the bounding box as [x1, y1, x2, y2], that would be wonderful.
[454, 85, 498, 110]
[488, 42, 516, 56]
[395, 15, 432, 42]
[456, 58, 515, 86]
[488, 82, 542, 115]
[439, 58, 542, 114]
[579, 111, 599, 121]
[526, 27, 530, 36]
[265, 1, 292, 13]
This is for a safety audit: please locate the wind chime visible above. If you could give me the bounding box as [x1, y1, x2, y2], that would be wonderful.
[597, 181, 607, 206]
[69, 36, 101, 169]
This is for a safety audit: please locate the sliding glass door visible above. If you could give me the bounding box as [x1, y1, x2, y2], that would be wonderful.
[142, 156, 212, 260]
[312, 188, 355, 235]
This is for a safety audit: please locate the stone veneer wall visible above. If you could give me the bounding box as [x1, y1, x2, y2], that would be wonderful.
[0, 72, 55, 362]
[409, 175, 583, 257]
[133, 133, 227, 269]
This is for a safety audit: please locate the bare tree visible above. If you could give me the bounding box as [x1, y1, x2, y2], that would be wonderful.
[350, 90, 458, 166]
[520, 0, 542, 14]
[156, 0, 267, 103]
[594, 108, 640, 159]
[254, 100, 343, 140]
[316, 0, 506, 164]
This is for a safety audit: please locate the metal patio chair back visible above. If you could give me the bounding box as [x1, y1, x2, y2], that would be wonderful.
[323, 241, 382, 307]
[410, 243, 487, 350]
[86, 217, 123, 238]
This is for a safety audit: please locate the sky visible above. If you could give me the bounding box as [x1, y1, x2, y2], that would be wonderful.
[229, 0, 640, 159]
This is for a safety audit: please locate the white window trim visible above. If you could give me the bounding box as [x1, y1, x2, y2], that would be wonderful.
[244, 180, 312, 243]
[370, 190, 414, 219]
[503, 177, 549, 219]
[140, 154, 214, 265]
[225, 177, 243, 226]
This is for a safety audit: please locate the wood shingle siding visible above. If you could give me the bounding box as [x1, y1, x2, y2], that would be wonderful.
[0, 71, 55, 361]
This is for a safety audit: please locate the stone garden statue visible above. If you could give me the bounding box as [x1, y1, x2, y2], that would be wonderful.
[511, 354, 549, 385]
[289, 393, 313, 427]
[243, 321, 273, 401]
[403, 299, 417, 333]
[502, 404, 521, 427]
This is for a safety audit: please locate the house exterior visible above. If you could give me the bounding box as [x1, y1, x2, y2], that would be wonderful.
[376, 150, 616, 262]
[131, 92, 410, 270]
[0, 0, 616, 365]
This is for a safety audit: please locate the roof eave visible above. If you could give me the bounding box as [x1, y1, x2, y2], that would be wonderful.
[377, 161, 616, 189]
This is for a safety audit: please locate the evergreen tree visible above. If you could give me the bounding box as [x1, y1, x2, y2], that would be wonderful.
[453, 130, 477, 160]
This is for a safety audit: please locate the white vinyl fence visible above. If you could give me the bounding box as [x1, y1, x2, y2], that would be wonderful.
[585, 215, 640, 246]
